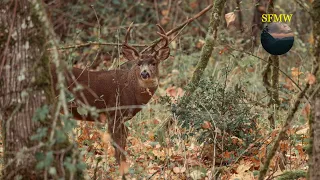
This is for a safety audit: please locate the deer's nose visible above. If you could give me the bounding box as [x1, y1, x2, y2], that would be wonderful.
[141, 70, 150, 79]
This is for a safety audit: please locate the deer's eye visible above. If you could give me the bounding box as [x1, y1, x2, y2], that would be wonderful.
[151, 62, 156, 66]
[137, 62, 142, 66]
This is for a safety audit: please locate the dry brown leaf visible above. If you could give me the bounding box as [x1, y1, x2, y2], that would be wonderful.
[99, 113, 107, 123]
[152, 149, 165, 160]
[291, 67, 303, 77]
[161, 9, 169, 16]
[302, 103, 311, 119]
[231, 136, 244, 145]
[236, 160, 252, 174]
[309, 34, 314, 44]
[258, 5, 266, 13]
[153, 118, 160, 125]
[190, 170, 203, 180]
[247, 67, 255, 73]
[148, 132, 155, 141]
[173, 166, 186, 174]
[190, 1, 198, 9]
[160, 17, 170, 25]
[284, 77, 294, 90]
[119, 161, 129, 175]
[305, 73, 316, 85]
[225, 12, 236, 27]
[196, 39, 205, 49]
[296, 127, 309, 135]
[201, 121, 212, 129]
[101, 132, 111, 144]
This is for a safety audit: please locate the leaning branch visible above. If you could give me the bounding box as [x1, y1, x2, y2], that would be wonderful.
[258, 82, 312, 180]
[48, 42, 148, 51]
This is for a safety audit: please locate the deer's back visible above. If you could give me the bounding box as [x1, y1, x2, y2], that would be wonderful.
[51, 65, 156, 121]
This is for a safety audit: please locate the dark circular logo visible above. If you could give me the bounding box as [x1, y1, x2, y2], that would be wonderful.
[260, 22, 294, 55]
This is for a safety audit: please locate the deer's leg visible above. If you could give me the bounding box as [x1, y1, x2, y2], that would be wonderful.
[108, 120, 128, 164]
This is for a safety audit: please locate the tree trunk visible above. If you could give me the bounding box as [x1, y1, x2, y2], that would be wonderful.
[0, 1, 81, 179]
[0, 0, 53, 178]
[186, 0, 227, 95]
[251, 0, 268, 47]
[309, 0, 320, 179]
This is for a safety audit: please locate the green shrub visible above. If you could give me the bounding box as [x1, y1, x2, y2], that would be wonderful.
[175, 77, 258, 157]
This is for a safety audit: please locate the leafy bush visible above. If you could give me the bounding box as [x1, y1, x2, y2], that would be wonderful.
[175, 76, 258, 159]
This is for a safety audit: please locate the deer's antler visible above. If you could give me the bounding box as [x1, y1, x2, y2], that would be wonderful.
[123, 23, 139, 56]
[153, 24, 169, 53]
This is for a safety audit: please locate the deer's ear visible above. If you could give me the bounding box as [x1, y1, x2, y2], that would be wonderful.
[122, 46, 140, 61]
[156, 47, 170, 61]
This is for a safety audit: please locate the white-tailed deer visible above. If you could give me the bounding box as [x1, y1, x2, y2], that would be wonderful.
[51, 25, 170, 164]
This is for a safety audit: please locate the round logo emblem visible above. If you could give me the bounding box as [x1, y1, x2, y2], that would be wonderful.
[260, 22, 294, 55]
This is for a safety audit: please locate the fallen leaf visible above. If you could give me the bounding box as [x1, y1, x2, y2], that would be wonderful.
[258, 5, 266, 13]
[302, 103, 311, 119]
[201, 121, 212, 129]
[305, 73, 316, 85]
[291, 67, 303, 77]
[99, 113, 107, 123]
[196, 39, 205, 49]
[119, 161, 129, 175]
[148, 132, 155, 141]
[173, 166, 186, 174]
[296, 127, 309, 135]
[161, 9, 169, 16]
[190, 170, 203, 180]
[225, 12, 236, 27]
[236, 160, 252, 174]
[160, 17, 170, 25]
[101, 132, 111, 144]
[190, 2, 198, 9]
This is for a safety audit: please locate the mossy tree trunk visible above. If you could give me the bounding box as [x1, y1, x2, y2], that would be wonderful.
[263, 0, 280, 129]
[187, 0, 227, 95]
[0, 1, 82, 179]
[0, 1, 52, 178]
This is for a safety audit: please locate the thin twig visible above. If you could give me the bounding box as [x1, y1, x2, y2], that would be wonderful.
[48, 4, 214, 52]
[227, 46, 304, 94]
[141, 3, 214, 53]
[47, 42, 147, 51]
[294, 0, 312, 15]
[90, 5, 101, 40]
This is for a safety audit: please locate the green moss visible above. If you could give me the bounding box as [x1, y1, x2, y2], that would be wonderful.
[28, 12, 54, 103]
[276, 170, 306, 180]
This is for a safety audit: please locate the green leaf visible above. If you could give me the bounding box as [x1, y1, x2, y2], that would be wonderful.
[63, 119, 76, 132]
[64, 160, 77, 173]
[76, 162, 87, 170]
[30, 127, 48, 141]
[77, 107, 88, 116]
[36, 151, 53, 170]
[32, 105, 49, 122]
[55, 130, 67, 143]
[112, 0, 120, 5]
[35, 152, 45, 161]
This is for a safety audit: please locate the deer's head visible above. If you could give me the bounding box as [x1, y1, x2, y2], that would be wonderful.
[122, 25, 170, 88]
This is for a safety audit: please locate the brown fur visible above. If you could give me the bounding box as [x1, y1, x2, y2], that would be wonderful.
[51, 62, 158, 163]
[51, 25, 170, 164]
